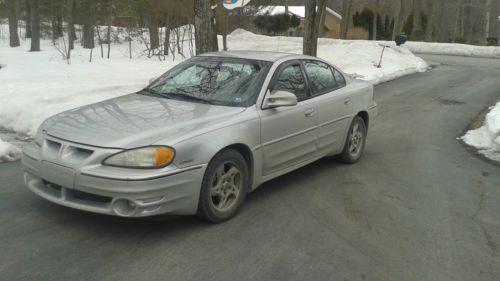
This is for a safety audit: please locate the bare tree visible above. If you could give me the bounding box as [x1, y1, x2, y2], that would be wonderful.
[340, 0, 352, 39]
[82, 1, 95, 49]
[194, 0, 218, 55]
[106, 0, 113, 59]
[303, 0, 327, 56]
[484, 0, 493, 42]
[372, 0, 379, 40]
[67, 0, 75, 51]
[148, 20, 160, 50]
[30, 0, 40, 51]
[425, 0, 447, 42]
[7, 0, 21, 47]
[392, 0, 404, 39]
[25, 0, 32, 38]
[164, 18, 171, 56]
[412, 0, 425, 40]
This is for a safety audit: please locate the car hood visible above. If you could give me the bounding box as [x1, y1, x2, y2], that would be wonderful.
[43, 94, 246, 148]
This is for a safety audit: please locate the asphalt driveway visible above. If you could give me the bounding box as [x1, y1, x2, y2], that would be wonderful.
[1, 54, 499, 281]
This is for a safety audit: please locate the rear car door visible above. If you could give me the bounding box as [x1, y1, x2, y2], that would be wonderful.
[259, 61, 318, 175]
[302, 60, 353, 156]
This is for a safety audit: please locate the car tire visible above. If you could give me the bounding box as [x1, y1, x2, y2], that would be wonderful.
[197, 149, 249, 223]
[338, 116, 367, 164]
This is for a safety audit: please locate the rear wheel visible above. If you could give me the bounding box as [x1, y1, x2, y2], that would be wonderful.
[338, 116, 367, 164]
[197, 149, 249, 223]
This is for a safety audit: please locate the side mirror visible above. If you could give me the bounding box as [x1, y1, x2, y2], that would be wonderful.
[263, 90, 298, 109]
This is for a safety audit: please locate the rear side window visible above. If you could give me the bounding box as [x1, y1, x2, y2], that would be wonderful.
[304, 61, 338, 95]
[271, 64, 308, 101]
[332, 68, 346, 88]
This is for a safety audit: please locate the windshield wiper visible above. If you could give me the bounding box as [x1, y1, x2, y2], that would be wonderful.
[164, 92, 215, 105]
[138, 88, 173, 99]
[138, 88, 157, 95]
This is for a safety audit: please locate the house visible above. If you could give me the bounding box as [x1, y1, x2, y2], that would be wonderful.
[256, 5, 343, 38]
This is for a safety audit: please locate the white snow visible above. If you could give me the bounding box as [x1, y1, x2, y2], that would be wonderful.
[227, 29, 428, 84]
[0, 27, 428, 161]
[462, 102, 500, 161]
[403, 41, 500, 58]
[0, 137, 21, 162]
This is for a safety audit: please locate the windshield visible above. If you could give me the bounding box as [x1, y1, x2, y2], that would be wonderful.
[144, 56, 272, 107]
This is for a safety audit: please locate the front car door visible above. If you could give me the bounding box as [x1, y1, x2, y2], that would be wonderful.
[302, 60, 353, 156]
[259, 60, 318, 176]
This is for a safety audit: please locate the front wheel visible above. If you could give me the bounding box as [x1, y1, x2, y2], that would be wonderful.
[197, 149, 249, 223]
[338, 116, 367, 164]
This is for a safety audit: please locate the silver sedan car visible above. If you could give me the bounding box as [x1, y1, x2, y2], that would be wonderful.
[22, 51, 377, 222]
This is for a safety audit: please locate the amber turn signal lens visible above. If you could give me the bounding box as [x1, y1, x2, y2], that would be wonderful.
[155, 147, 175, 166]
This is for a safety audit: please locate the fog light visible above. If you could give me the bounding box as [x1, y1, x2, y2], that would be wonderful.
[111, 199, 138, 217]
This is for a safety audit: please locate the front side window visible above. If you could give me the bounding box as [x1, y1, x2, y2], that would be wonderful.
[304, 60, 338, 95]
[271, 64, 308, 101]
[332, 68, 346, 88]
[146, 57, 272, 107]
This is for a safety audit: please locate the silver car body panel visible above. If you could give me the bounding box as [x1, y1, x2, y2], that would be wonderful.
[22, 51, 377, 217]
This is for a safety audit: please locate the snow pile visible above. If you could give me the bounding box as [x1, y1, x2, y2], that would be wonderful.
[0, 137, 21, 162]
[227, 29, 428, 84]
[0, 28, 429, 161]
[404, 42, 500, 58]
[462, 102, 500, 161]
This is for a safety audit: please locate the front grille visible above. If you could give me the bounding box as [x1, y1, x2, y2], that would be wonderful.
[43, 180, 62, 192]
[44, 138, 95, 164]
[41, 180, 111, 205]
[66, 189, 112, 204]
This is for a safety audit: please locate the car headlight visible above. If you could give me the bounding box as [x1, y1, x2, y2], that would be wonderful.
[35, 126, 44, 146]
[103, 146, 175, 168]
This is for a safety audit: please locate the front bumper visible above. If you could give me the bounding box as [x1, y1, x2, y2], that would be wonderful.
[21, 139, 207, 217]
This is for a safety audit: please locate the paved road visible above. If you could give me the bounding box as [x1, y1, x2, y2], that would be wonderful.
[1, 55, 499, 281]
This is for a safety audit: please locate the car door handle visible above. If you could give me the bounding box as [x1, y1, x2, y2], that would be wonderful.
[344, 98, 351, 105]
[304, 109, 315, 117]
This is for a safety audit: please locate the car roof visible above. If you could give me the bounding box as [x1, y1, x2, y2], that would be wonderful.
[199, 51, 319, 62]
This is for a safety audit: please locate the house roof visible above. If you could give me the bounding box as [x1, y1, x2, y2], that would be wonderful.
[257, 6, 342, 20]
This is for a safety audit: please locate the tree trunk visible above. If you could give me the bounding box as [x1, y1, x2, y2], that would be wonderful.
[107, 23, 111, 59]
[194, 0, 218, 55]
[30, 0, 40, 51]
[164, 26, 170, 56]
[83, 23, 94, 49]
[149, 23, 159, 49]
[458, 0, 465, 39]
[412, 0, 424, 40]
[425, 0, 448, 42]
[82, 1, 94, 49]
[106, 0, 112, 58]
[25, 0, 32, 38]
[340, 0, 352, 39]
[303, 0, 327, 56]
[425, 0, 436, 41]
[485, 0, 493, 42]
[7, 0, 20, 47]
[96, 25, 104, 57]
[392, 0, 403, 39]
[222, 9, 228, 51]
[372, 0, 378, 40]
[67, 0, 75, 50]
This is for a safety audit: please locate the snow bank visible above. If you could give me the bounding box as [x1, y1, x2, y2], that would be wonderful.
[0, 28, 428, 161]
[404, 42, 500, 58]
[227, 29, 428, 84]
[0, 137, 21, 162]
[462, 102, 500, 161]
